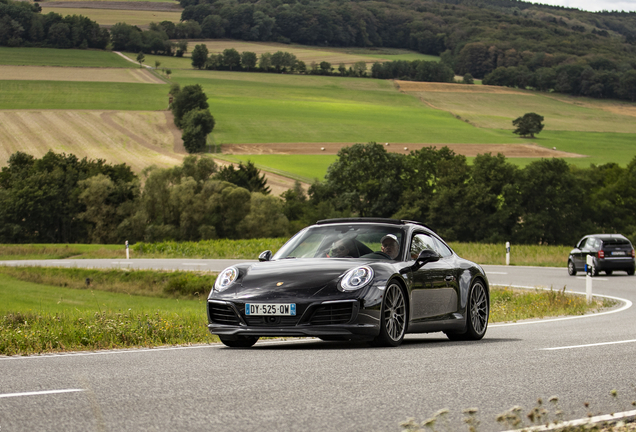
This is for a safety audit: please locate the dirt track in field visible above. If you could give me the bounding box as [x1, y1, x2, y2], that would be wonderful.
[221, 142, 586, 158]
[395, 80, 532, 95]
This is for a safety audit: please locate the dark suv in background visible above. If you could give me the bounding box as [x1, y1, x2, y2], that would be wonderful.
[568, 234, 635, 276]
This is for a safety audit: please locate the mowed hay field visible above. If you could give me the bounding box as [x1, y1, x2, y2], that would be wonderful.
[0, 65, 164, 84]
[399, 81, 636, 133]
[0, 111, 184, 172]
[40, 7, 182, 27]
[186, 40, 440, 68]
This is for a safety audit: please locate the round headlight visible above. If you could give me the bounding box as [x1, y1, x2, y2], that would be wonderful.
[341, 266, 374, 291]
[215, 267, 238, 292]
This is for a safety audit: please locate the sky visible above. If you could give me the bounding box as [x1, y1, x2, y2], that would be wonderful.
[527, 0, 636, 12]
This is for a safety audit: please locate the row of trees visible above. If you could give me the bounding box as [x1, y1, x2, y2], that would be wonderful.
[287, 143, 636, 246]
[0, 0, 108, 48]
[192, 45, 369, 76]
[0, 152, 277, 244]
[3, 146, 636, 246]
[482, 62, 636, 101]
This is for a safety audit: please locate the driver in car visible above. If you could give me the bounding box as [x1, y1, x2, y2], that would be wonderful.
[381, 234, 399, 260]
[329, 239, 352, 258]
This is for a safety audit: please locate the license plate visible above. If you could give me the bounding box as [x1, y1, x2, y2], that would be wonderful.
[245, 303, 296, 316]
[612, 251, 626, 256]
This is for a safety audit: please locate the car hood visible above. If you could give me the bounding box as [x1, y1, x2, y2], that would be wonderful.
[232, 258, 378, 300]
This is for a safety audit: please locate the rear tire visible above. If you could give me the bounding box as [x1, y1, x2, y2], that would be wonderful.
[370, 282, 407, 347]
[628, 268, 635, 276]
[605, 270, 613, 276]
[445, 280, 489, 341]
[219, 335, 259, 348]
[567, 260, 577, 276]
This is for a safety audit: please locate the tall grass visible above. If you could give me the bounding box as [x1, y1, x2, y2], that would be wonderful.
[449, 242, 572, 267]
[132, 238, 288, 259]
[0, 309, 213, 356]
[0, 244, 124, 260]
[0, 240, 572, 266]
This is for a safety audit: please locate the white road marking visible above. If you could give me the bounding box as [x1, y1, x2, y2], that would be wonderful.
[576, 277, 608, 281]
[502, 408, 636, 431]
[0, 345, 219, 361]
[183, 263, 207, 266]
[542, 339, 636, 351]
[0, 389, 84, 398]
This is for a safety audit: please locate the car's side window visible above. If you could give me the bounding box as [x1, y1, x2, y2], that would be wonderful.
[585, 237, 596, 249]
[410, 233, 438, 260]
[432, 237, 453, 258]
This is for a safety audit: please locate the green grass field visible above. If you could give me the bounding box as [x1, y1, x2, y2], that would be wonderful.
[174, 69, 515, 145]
[215, 154, 337, 183]
[3, 46, 636, 181]
[0, 47, 135, 68]
[0, 80, 169, 110]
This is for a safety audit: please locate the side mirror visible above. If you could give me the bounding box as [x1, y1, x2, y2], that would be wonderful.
[412, 249, 441, 271]
[259, 250, 272, 262]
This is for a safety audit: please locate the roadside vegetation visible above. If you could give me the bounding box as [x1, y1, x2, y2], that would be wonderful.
[401, 392, 636, 432]
[0, 240, 571, 266]
[0, 267, 614, 355]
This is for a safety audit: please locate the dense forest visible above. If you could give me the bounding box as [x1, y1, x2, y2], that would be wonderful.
[3, 0, 636, 98]
[2, 146, 636, 247]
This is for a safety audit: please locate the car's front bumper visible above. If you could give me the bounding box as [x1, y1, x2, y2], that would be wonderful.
[207, 298, 381, 339]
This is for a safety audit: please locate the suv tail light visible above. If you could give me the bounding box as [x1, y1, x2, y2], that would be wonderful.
[632, 249, 635, 258]
[598, 250, 605, 259]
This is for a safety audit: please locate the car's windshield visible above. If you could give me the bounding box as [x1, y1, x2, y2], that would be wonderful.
[273, 224, 405, 261]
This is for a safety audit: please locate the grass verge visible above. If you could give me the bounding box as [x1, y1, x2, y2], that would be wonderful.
[0, 266, 616, 355]
[0, 244, 126, 260]
[0, 272, 216, 356]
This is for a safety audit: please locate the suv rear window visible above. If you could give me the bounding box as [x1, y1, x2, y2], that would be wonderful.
[603, 239, 630, 246]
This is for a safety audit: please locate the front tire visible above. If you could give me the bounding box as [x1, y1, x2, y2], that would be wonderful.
[446, 280, 489, 341]
[371, 282, 407, 347]
[219, 335, 259, 348]
[568, 260, 577, 276]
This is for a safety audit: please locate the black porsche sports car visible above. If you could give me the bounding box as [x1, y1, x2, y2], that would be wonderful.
[207, 218, 490, 348]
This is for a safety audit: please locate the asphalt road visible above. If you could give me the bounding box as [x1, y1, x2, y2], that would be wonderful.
[1, 262, 635, 432]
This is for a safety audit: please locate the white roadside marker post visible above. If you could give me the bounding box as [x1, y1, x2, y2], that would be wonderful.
[586, 254, 594, 302]
[126, 240, 130, 260]
[505, 242, 510, 266]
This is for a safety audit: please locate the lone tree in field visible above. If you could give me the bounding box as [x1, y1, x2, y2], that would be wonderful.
[136, 52, 145, 68]
[513, 112, 544, 138]
[171, 84, 209, 128]
[181, 109, 215, 153]
[191, 44, 209, 69]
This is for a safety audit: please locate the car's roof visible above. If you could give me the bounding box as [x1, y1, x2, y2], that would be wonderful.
[315, 218, 432, 230]
[584, 234, 629, 240]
